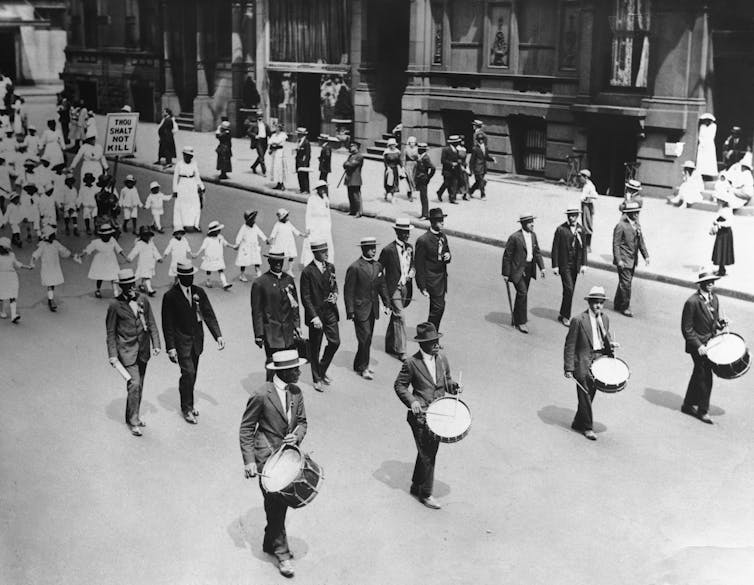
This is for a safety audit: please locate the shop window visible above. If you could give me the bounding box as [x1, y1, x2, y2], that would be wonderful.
[609, 0, 651, 88]
[270, 0, 349, 64]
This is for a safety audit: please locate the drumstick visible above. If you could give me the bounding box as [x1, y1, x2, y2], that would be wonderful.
[454, 371, 462, 413]
[573, 378, 592, 401]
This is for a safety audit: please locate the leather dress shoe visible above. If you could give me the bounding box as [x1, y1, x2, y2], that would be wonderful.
[360, 370, 374, 380]
[129, 425, 142, 437]
[681, 404, 697, 417]
[558, 316, 570, 327]
[322, 375, 332, 385]
[313, 381, 324, 392]
[184, 412, 198, 424]
[583, 430, 597, 441]
[420, 496, 442, 509]
[137, 420, 146, 427]
[191, 409, 199, 417]
[697, 413, 714, 424]
[621, 309, 634, 317]
[278, 559, 295, 578]
[515, 324, 529, 334]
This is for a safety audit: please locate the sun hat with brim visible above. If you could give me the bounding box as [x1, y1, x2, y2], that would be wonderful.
[620, 200, 642, 213]
[264, 250, 287, 261]
[182, 146, 195, 155]
[41, 226, 57, 239]
[584, 286, 607, 301]
[695, 267, 721, 284]
[138, 226, 154, 238]
[296, 127, 308, 135]
[472, 119, 483, 127]
[97, 223, 116, 235]
[699, 113, 716, 122]
[176, 263, 198, 276]
[358, 236, 378, 247]
[314, 179, 328, 191]
[125, 174, 135, 182]
[173, 227, 186, 235]
[149, 181, 160, 189]
[220, 121, 231, 129]
[418, 142, 428, 149]
[116, 269, 136, 285]
[243, 209, 258, 221]
[24, 158, 36, 166]
[266, 349, 308, 370]
[625, 179, 642, 191]
[386, 138, 398, 147]
[394, 217, 413, 231]
[207, 220, 224, 232]
[428, 207, 447, 220]
[414, 321, 443, 342]
[565, 204, 581, 215]
[682, 160, 696, 170]
[276, 208, 289, 219]
[27, 125, 37, 132]
[0, 237, 10, 248]
[579, 169, 592, 178]
[121, 105, 132, 113]
[310, 240, 329, 253]
[519, 213, 536, 223]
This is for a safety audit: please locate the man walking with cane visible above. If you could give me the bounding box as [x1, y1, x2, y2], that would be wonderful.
[502, 213, 545, 334]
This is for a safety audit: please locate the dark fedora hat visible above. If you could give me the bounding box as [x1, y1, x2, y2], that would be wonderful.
[428, 207, 447, 220]
[414, 321, 443, 342]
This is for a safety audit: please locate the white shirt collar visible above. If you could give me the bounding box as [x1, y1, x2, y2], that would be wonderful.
[273, 375, 286, 392]
[430, 228, 441, 235]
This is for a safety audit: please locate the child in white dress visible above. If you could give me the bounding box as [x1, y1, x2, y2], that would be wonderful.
[128, 226, 162, 296]
[30, 226, 79, 311]
[81, 223, 129, 298]
[60, 171, 80, 236]
[5, 192, 25, 248]
[234, 209, 268, 281]
[144, 180, 173, 233]
[76, 172, 98, 235]
[19, 182, 41, 242]
[119, 174, 142, 233]
[0, 236, 33, 322]
[163, 227, 193, 281]
[193, 220, 238, 290]
[269, 208, 306, 274]
[37, 183, 57, 231]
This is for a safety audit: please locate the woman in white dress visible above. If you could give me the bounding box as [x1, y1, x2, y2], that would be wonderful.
[128, 226, 162, 296]
[30, 227, 76, 311]
[300, 180, 334, 267]
[163, 228, 193, 280]
[40, 119, 66, 167]
[268, 123, 288, 190]
[0, 236, 32, 323]
[193, 220, 237, 290]
[696, 113, 718, 178]
[234, 209, 268, 281]
[172, 146, 205, 232]
[82, 223, 128, 298]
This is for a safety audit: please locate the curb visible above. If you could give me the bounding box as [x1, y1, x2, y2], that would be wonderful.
[111, 156, 754, 304]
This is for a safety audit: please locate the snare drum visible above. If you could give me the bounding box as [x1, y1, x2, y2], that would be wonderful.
[590, 356, 630, 393]
[705, 332, 751, 379]
[425, 396, 472, 443]
[261, 445, 324, 509]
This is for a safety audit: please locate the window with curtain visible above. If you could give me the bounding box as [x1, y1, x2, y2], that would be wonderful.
[609, 0, 651, 88]
[270, 0, 350, 64]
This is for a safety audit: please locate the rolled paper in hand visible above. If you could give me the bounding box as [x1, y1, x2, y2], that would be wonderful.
[113, 360, 132, 382]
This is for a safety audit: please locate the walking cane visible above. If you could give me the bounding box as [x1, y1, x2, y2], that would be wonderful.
[336, 169, 347, 189]
[504, 278, 514, 326]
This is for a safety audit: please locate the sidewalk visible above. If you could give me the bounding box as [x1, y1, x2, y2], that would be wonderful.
[95, 115, 754, 301]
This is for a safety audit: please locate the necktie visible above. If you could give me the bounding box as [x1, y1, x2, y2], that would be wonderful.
[596, 316, 607, 348]
[284, 386, 291, 424]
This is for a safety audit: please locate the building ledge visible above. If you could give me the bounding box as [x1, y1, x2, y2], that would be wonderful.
[571, 103, 647, 117]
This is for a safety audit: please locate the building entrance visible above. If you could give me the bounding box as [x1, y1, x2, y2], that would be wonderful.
[0, 31, 17, 80]
[587, 116, 639, 197]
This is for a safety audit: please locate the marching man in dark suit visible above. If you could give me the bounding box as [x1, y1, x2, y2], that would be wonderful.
[106, 269, 161, 436]
[502, 213, 545, 334]
[318, 134, 331, 182]
[612, 200, 649, 317]
[294, 127, 311, 194]
[379, 218, 415, 360]
[415, 207, 451, 332]
[161, 263, 225, 424]
[415, 143, 435, 220]
[240, 349, 308, 579]
[300, 240, 340, 392]
[469, 131, 495, 199]
[252, 250, 302, 382]
[439, 135, 461, 204]
[394, 322, 461, 509]
[344, 236, 389, 380]
[343, 141, 363, 217]
[681, 268, 727, 424]
[551, 203, 587, 327]
[564, 286, 617, 441]
[248, 112, 270, 175]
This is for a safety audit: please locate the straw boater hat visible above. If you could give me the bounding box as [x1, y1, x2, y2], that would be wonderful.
[182, 146, 195, 156]
[296, 127, 308, 135]
[394, 217, 413, 231]
[314, 179, 328, 191]
[695, 267, 721, 284]
[565, 203, 581, 215]
[149, 180, 160, 189]
[176, 262, 198, 276]
[264, 250, 287, 261]
[620, 200, 642, 213]
[97, 223, 116, 236]
[418, 142, 428, 150]
[682, 160, 696, 170]
[310, 239, 328, 253]
[472, 119, 483, 127]
[449, 135, 462, 143]
[699, 113, 716, 122]
[414, 321, 442, 342]
[276, 208, 289, 220]
[116, 268, 136, 285]
[318, 133, 330, 141]
[121, 105, 132, 113]
[625, 179, 642, 191]
[428, 207, 447, 220]
[584, 285, 607, 301]
[243, 209, 258, 221]
[0, 236, 10, 249]
[579, 169, 591, 178]
[519, 212, 536, 223]
[27, 125, 36, 132]
[207, 220, 224, 233]
[266, 349, 308, 370]
[358, 236, 378, 247]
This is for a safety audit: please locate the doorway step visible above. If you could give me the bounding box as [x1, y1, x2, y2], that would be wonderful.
[176, 112, 194, 132]
[365, 133, 396, 162]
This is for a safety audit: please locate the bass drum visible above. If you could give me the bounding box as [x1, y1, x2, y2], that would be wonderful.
[261, 445, 324, 509]
[705, 332, 751, 379]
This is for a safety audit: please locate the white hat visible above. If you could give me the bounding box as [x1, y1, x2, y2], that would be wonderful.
[276, 208, 289, 219]
[682, 160, 696, 169]
[207, 220, 224, 232]
[149, 181, 160, 189]
[584, 286, 607, 300]
[579, 169, 591, 178]
[121, 105, 132, 113]
[386, 138, 398, 147]
[125, 174, 135, 182]
[182, 146, 195, 155]
[699, 113, 716, 122]
[695, 267, 721, 284]
[116, 268, 136, 284]
[565, 203, 581, 215]
[394, 217, 413, 230]
[314, 179, 328, 191]
[0, 236, 10, 248]
[266, 349, 308, 370]
[358, 236, 378, 247]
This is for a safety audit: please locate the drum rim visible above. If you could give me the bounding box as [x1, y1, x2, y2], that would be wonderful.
[706, 332, 749, 367]
[425, 396, 472, 442]
[261, 444, 305, 493]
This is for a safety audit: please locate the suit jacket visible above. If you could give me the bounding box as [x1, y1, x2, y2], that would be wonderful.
[247, 121, 270, 147]
[378, 240, 414, 301]
[394, 351, 458, 410]
[343, 152, 363, 186]
[612, 217, 649, 267]
[469, 144, 494, 174]
[564, 310, 613, 381]
[239, 381, 307, 470]
[251, 271, 301, 348]
[415, 230, 450, 296]
[300, 260, 340, 326]
[440, 145, 459, 177]
[682, 291, 723, 354]
[551, 222, 587, 271]
[344, 257, 389, 321]
[502, 230, 545, 282]
[295, 138, 311, 169]
[414, 151, 436, 186]
[318, 143, 332, 174]
[106, 293, 160, 366]
[161, 284, 222, 357]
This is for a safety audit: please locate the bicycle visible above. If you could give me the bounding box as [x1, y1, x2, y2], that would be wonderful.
[565, 153, 584, 189]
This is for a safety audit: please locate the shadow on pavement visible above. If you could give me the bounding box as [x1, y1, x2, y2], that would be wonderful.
[372, 460, 450, 497]
[531, 307, 560, 322]
[537, 405, 608, 433]
[106, 397, 158, 423]
[331, 349, 357, 369]
[227, 507, 309, 561]
[156, 386, 179, 412]
[643, 387, 725, 415]
[240, 371, 268, 397]
[484, 311, 511, 327]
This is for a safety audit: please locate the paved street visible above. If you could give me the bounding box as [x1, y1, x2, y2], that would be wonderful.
[2, 166, 754, 585]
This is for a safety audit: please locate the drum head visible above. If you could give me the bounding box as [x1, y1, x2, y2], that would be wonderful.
[591, 357, 630, 386]
[426, 397, 472, 441]
[706, 333, 747, 366]
[261, 446, 303, 493]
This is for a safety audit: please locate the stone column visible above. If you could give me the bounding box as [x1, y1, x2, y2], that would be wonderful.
[229, 1, 244, 135]
[193, 0, 215, 131]
[403, 0, 430, 144]
[160, 0, 181, 114]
